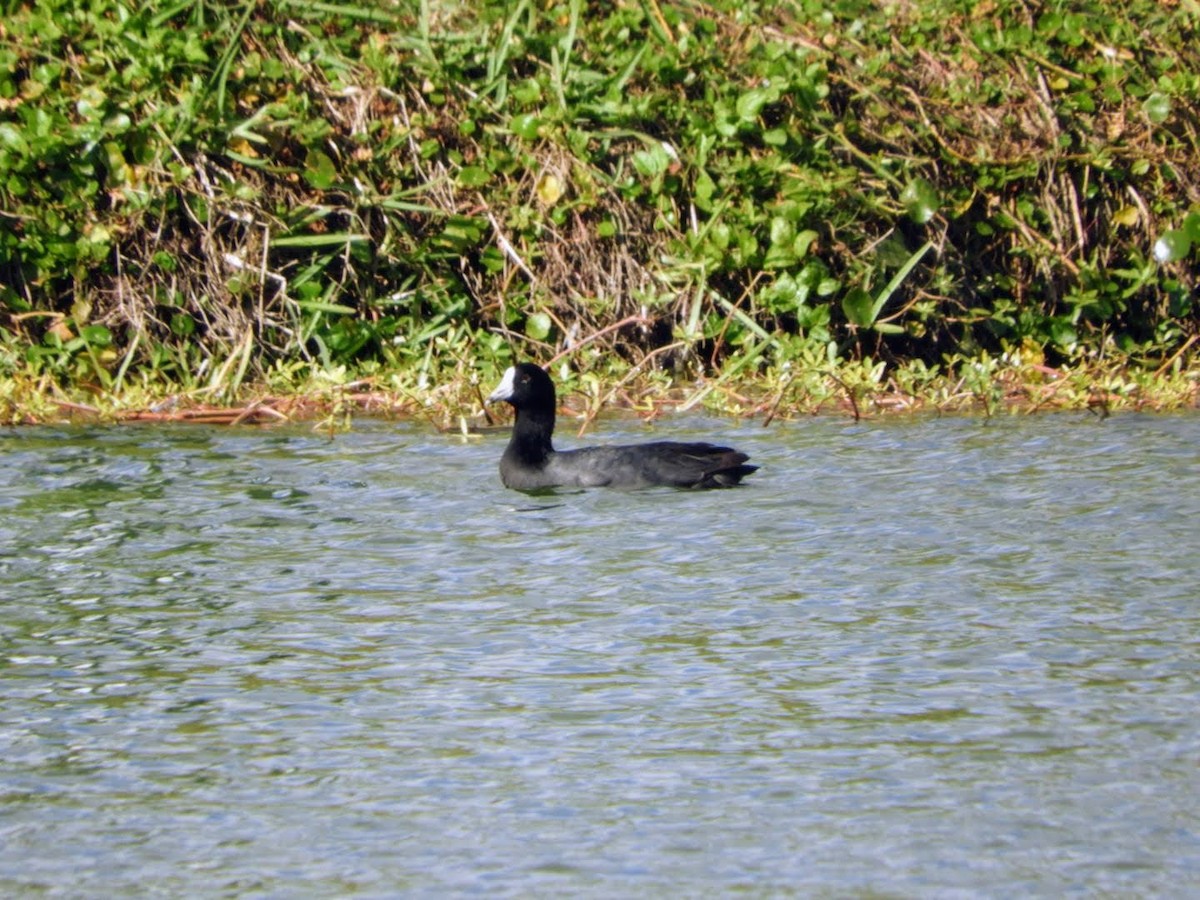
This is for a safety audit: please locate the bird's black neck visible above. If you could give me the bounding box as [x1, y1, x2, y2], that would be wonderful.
[509, 407, 556, 464]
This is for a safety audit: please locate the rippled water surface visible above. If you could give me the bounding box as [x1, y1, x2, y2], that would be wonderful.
[2, 413, 1198, 897]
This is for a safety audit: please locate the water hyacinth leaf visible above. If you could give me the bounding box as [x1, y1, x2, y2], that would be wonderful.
[901, 178, 939, 224]
[1143, 92, 1171, 125]
[1153, 230, 1191, 263]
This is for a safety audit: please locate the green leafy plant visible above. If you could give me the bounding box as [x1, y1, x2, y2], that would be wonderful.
[0, 0, 1196, 418]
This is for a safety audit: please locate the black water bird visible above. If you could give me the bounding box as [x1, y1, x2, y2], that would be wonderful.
[486, 363, 758, 491]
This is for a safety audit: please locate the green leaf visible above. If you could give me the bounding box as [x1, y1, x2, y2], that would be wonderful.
[525, 312, 552, 340]
[433, 216, 484, 251]
[632, 144, 670, 178]
[1112, 206, 1140, 228]
[101, 141, 128, 181]
[457, 165, 490, 188]
[901, 178, 939, 224]
[1153, 230, 1192, 263]
[303, 148, 337, 189]
[170, 313, 195, 336]
[843, 241, 934, 329]
[694, 169, 716, 210]
[1050, 319, 1078, 348]
[535, 173, 563, 205]
[735, 88, 769, 123]
[0, 123, 29, 154]
[511, 78, 542, 106]
[510, 113, 542, 140]
[1183, 212, 1200, 244]
[794, 229, 818, 259]
[276, 0, 400, 22]
[293, 299, 357, 314]
[272, 232, 369, 248]
[875, 239, 934, 312]
[80, 324, 112, 346]
[842, 288, 876, 327]
[1143, 92, 1171, 125]
[764, 216, 797, 269]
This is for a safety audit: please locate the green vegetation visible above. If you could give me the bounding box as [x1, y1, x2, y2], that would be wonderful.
[1, 0, 1198, 424]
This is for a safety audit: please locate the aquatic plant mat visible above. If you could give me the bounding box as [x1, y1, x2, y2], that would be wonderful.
[1, 0, 1197, 424]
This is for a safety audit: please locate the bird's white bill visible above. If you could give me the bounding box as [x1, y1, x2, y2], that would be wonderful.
[487, 366, 516, 403]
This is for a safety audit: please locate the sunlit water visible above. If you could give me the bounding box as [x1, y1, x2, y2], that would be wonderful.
[2, 413, 1198, 897]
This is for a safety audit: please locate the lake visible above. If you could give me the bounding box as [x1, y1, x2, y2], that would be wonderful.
[2, 412, 1198, 897]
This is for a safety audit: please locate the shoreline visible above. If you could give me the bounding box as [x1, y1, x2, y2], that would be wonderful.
[6, 359, 1197, 429]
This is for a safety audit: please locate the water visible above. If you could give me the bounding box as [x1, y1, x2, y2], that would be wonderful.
[2, 412, 1198, 897]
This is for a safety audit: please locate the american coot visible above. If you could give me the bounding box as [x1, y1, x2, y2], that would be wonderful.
[487, 363, 758, 491]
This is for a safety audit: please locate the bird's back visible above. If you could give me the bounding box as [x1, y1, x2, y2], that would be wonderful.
[547, 441, 757, 489]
